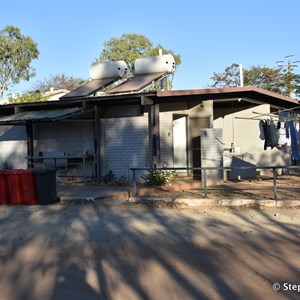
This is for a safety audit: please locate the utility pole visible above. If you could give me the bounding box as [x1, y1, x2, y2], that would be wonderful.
[276, 55, 300, 97]
[239, 64, 244, 87]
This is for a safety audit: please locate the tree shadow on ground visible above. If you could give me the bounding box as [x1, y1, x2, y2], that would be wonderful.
[0, 203, 299, 300]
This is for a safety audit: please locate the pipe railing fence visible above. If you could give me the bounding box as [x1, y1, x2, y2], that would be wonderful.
[130, 166, 300, 199]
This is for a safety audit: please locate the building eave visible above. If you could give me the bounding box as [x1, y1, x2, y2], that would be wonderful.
[157, 86, 299, 109]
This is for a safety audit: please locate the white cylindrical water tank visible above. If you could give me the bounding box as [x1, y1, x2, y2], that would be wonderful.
[89, 61, 128, 79]
[134, 54, 176, 75]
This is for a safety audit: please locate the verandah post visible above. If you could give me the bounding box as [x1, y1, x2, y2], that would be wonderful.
[273, 167, 277, 200]
[133, 169, 137, 198]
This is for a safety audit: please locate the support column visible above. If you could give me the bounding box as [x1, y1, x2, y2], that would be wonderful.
[201, 100, 214, 128]
[151, 103, 160, 167]
[26, 121, 34, 168]
[94, 106, 102, 182]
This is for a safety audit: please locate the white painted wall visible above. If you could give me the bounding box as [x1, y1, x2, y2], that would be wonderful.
[0, 126, 27, 168]
[34, 121, 95, 178]
[35, 121, 94, 154]
[173, 116, 187, 168]
[214, 104, 291, 167]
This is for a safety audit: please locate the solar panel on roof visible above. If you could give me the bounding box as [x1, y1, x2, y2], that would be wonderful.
[60, 77, 119, 99]
[108, 72, 166, 94]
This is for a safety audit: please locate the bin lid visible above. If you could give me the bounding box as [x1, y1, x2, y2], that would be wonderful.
[5, 169, 35, 175]
[3, 168, 57, 175]
[32, 168, 57, 174]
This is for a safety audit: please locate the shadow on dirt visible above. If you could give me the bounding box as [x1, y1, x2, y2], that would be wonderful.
[0, 203, 299, 300]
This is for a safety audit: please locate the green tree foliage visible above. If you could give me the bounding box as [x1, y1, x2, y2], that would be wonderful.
[210, 63, 300, 98]
[0, 25, 39, 99]
[210, 63, 241, 87]
[95, 33, 181, 74]
[31, 73, 87, 92]
[8, 92, 50, 104]
[244, 65, 284, 93]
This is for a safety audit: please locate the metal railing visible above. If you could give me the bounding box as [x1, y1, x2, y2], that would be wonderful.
[130, 166, 300, 199]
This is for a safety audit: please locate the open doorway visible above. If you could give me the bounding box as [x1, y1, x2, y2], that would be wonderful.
[189, 116, 210, 179]
[173, 115, 188, 175]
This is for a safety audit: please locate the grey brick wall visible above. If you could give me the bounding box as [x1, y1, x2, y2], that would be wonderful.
[104, 114, 151, 179]
[200, 128, 223, 181]
[159, 112, 174, 167]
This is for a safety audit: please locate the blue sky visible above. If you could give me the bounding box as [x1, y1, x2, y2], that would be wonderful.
[1, 0, 300, 96]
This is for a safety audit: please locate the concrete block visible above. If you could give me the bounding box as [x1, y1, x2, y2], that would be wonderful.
[221, 199, 256, 207]
[221, 199, 277, 207]
[256, 200, 277, 207]
[175, 198, 221, 207]
[276, 200, 300, 207]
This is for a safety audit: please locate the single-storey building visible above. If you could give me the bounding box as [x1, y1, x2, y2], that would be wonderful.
[0, 56, 299, 183]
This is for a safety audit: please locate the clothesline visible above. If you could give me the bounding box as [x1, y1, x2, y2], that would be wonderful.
[230, 105, 300, 161]
[256, 105, 300, 117]
[275, 105, 300, 113]
[235, 116, 270, 121]
[235, 110, 300, 121]
[252, 111, 278, 117]
[235, 116, 300, 121]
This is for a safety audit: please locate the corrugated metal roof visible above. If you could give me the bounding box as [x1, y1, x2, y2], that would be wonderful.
[156, 86, 300, 109]
[0, 107, 82, 124]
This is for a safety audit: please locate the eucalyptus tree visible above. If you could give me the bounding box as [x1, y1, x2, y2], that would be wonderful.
[95, 33, 181, 74]
[210, 63, 300, 98]
[0, 25, 39, 99]
[31, 73, 87, 92]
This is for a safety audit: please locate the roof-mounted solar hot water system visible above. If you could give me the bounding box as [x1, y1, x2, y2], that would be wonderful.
[60, 60, 128, 99]
[108, 54, 176, 94]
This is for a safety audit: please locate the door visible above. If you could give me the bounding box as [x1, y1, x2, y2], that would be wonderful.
[173, 115, 188, 175]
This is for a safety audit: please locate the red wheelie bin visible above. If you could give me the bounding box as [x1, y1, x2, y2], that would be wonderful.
[6, 170, 38, 205]
[6, 170, 23, 205]
[0, 171, 10, 204]
[20, 169, 38, 205]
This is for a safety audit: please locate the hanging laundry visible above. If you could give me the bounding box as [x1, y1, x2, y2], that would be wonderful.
[276, 121, 290, 148]
[261, 120, 268, 150]
[276, 111, 291, 150]
[261, 119, 279, 150]
[289, 121, 300, 160]
[269, 120, 279, 148]
[259, 120, 265, 140]
[279, 111, 291, 121]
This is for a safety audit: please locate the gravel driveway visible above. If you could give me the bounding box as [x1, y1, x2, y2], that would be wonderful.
[0, 203, 299, 300]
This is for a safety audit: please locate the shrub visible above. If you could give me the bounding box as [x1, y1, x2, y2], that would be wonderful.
[103, 170, 116, 184]
[114, 176, 131, 186]
[142, 170, 178, 186]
